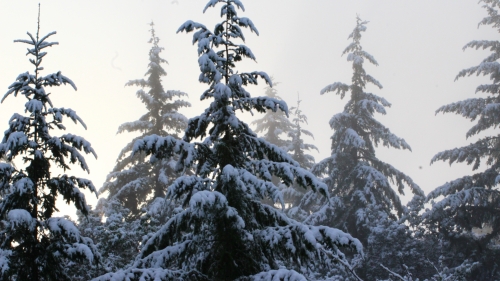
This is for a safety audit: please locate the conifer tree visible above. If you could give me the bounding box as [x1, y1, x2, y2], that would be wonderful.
[251, 79, 293, 149]
[99, 22, 190, 219]
[74, 23, 190, 279]
[94, 1, 362, 280]
[423, 1, 500, 278]
[298, 17, 423, 244]
[283, 95, 318, 213]
[287, 95, 317, 170]
[0, 9, 99, 280]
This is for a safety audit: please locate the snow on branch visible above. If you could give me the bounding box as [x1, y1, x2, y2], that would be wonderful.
[463, 39, 500, 52]
[125, 78, 148, 88]
[243, 269, 307, 281]
[320, 82, 350, 98]
[430, 137, 496, 170]
[166, 175, 212, 202]
[41, 71, 77, 90]
[237, 17, 259, 35]
[250, 159, 329, 198]
[177, 20, 207, 34]
[60, 134, 97, 159]
[2, 72, 36, 102]
[49, 108, 87, 129]
[7, 209, 36, 231]
[234, 96, 288, 116]
[117, 120, 153, 134]
[46, 217, 97, 263]
[133, 134, 197, 168]
[0, 132, 28, 157]
[47, 175, 97, 215]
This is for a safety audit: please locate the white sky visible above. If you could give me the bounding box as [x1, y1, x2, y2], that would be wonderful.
[0, 0, 497, 218]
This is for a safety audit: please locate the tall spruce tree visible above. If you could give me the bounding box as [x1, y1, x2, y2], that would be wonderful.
[251, 79, 293, 150]
[0, 9, 99, 280]
[99, 22, 190, 219]
[297, 17, 423, 245]
[94, 1, 362, 280]
[423, 1, 500, 279]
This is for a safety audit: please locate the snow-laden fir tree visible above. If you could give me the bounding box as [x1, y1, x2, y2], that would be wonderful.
[251, 78, 293, 150]
[94, 1, 363, 280]
[99, 22, 190, 219]
[74, 23, 191, 278]
[282, 95, 318, 211]
[0, 10, 99, 280]
[295, 17, 423, 245]
[422, 1, 500, 279]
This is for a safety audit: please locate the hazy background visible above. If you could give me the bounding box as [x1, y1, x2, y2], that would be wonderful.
[0, 0, 496, 218]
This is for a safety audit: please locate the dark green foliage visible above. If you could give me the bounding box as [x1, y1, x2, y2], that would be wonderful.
[0, 10, 99, 280]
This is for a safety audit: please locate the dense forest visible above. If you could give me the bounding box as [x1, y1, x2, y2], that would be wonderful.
[0, 0, 499, 280]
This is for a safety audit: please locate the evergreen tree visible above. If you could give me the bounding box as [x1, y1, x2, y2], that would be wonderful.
[297, 17, 423, 245]
[0, 9, 99, 280]
[283, 95, 318, 213]
[94, 1, 362, 280]
[99, 22, 190, 219]
[74, 23, 190, 279]
[251, 79, 293, 149]
[286, 95, 317, 170]
[423, 1, 500, 279]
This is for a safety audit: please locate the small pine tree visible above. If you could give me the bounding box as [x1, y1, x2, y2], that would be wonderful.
[99, 22, 190, 219]
[283, 95, 318, 214]
[287, 95, 317, 170]
[298, 17, 423, 245]
[251, 79, 293, 150]
[94, 1, 362, 280]
[0, 8, 99, 280]
[423, 1, 500, 279]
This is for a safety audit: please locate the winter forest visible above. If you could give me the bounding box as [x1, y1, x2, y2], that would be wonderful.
[0, 0, 499, 280]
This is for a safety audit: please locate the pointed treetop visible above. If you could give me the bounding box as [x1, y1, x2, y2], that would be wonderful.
[148, 21, 160, 47]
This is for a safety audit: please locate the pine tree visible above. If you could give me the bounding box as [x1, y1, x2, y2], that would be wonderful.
[0, 8, 99, 280]
[99, 22, 190, 219]
[94, 1, 362, 280]
[251, 79, 293, 149]
[74, 23, 190, 279]
[423, 1, 500, 279]
[283, 95, 318, 214]
[287, 95, 317, 170]
[298, 17, 423, 245]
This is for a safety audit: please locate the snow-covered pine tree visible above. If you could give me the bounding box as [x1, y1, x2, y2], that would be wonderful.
[0, 9, 99, 280]
[283, 95, 318, 212]
[423, 1, 500, 279]
[251, 78, 293, 150]
[94, 1, 363, 280]
[287, 95, 317, 170]
[297, 16, 423, 245]
[74, 23, 191, 279]
[99, 22, 190, 219]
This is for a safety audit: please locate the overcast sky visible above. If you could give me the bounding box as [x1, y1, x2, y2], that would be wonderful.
[0, 0, 497, 218]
